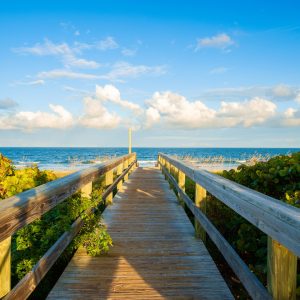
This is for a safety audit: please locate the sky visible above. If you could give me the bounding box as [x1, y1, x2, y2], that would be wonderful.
[0, 0, 300, 147]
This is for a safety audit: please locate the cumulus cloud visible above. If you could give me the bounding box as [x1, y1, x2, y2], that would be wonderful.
[195, 33, 234, 50]
[95, 84, 142, 114]
[218, 97, 277, 127]
[1, 85, 299, 132]
[282, 108, 300, 126]
[145, 92, 277, 129]
[146, 91, 216, 128]
[0, 104, 74, 130]
[79, 96, 120, 129]
[144, 107, 160, 128]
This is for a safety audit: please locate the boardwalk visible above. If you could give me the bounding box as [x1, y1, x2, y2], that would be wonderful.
[48, 167, 233, 299]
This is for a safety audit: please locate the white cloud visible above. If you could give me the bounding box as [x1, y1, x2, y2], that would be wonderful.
[13, 39, 100, 69]
[121, 48, 137, 57]
[195, 33, 234, 50]
[15, 79, 45, 86]
[144, 107, 160, 128]
[101, 61, 166, 81]
[218, 97, 277, 127]
[209, 67, 228, 74]
[74, 30, 80, 36]
[146, 91, 216, 128]
[271, 84, 300, 102]
[63, 55, 100, 69]
[13, 39, 72, 56]
[145, 92, 277, 129]
[79, 96, 120, 129]
[95, 84, 142, 114]
[38, 69, 100, 79]
[96, 37, 118, 50]
[282, 108, 300, 126]
[0, 104, 74, 130]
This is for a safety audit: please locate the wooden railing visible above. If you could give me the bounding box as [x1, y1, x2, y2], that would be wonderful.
[158, 153, 299, 300]
[0, 153, 137, 299]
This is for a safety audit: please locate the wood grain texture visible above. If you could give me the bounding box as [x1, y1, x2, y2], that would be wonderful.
[0, 154, 135, 243]
[195, 183, 206, 242]
[105, 170, 114, 204]
[48, 167, 233, 300]
[0, 237, 11, 298]
[3, 160, 136, 300]
[267, 237, 297, 300]
[159, 153, 300, 257]
[161, 164, 271, 300]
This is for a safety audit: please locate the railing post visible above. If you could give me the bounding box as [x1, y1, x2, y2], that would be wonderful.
[178, 169, 185, 192]
[117, 163, 123, 191]
[81, 181, 92, 198]
[166, 161, 171, 174]
[195, 184, 206, 242]
[173, 166, 178, 180]
[124, 159, 129, 181]
[0, 237, 11, 298]
[267, 237, 297, 300]
[105, 169, 114, 204]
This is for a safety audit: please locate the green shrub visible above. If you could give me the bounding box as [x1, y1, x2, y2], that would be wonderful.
[0, 153, 112, 294]
[205, 152, 300, 283]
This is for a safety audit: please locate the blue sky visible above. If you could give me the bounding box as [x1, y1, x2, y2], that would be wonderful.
[0, 0, 300, 147]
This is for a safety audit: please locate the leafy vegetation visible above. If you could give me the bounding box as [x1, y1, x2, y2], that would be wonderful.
[0, 153, 112, 297]
[184, 152, 300, 286]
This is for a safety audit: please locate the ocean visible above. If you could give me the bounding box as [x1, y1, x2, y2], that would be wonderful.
[0, 147, 299, 171]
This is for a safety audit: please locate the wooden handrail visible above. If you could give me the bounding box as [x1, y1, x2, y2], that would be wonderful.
[0, 153, 135, 243]
[160, 162, 270, 300]
[3, 159, 137, 300]
[158, 153, 299, 300]
[159, 153, 300, 256]
[0, 153, 136, 298]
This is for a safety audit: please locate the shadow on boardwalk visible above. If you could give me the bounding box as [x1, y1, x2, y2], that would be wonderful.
[47, 167, 233, 299]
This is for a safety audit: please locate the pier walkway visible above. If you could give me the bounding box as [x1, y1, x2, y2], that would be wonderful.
[2, 152, 298, 300]
[47, 167, 233, 299]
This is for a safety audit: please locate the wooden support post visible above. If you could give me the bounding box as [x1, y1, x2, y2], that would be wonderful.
[0, 237, 11, 298]
[178, 170, 185, 192]
[124, 159, 129, 181]
[178, 170, 186, 207]
[81, 182, 92, 198]
[267, 237, 297, 300]
[195, 183, 207, 242]
[173, 167, 178, 180]
[166, 161, 171, 174]
[105, 170, 114, 204]
[117, 163, 123, 191]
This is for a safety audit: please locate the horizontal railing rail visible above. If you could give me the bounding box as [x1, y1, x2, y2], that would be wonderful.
[158, 153, 299, 300]
[0, 153, 137, 299]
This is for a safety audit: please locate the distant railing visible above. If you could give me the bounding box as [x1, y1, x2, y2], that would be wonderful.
[158, 153, 299, 300]
[0, 153, 137, 299]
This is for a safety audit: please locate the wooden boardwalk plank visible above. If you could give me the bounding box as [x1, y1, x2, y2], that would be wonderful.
[47, 167, 233, 300]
